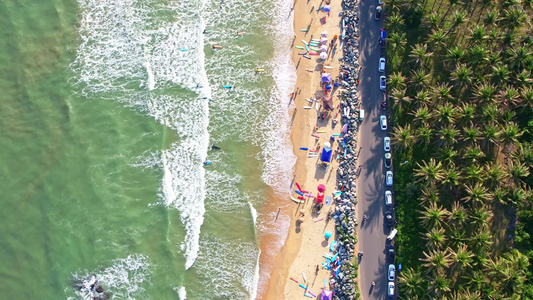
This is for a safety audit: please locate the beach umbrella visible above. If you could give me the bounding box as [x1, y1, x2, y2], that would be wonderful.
[324, 142, 331, 149]
[320, 52, 328, 60]
[321, 37, 328, 44]
[320, 45, 328, 52]
[323, 5, 331, 12]
[321, 73, 332, 83]
[324, 231, 332, 239]
[317, 184, 326, 192]
[321, 290, 333, 300]
[321, 31, 328, 37]
[325, 84, 332, 90]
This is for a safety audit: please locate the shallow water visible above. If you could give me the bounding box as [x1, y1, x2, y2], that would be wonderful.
[0, 0, 295, 299]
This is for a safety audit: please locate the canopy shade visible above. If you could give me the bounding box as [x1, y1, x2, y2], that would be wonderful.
[321, 73, 332, 82]
[320, 52, 328, 60]
[321, 147, 332, 163]
[322, 95, 334, 111]
[322, 290, 333, 300]
[323, 5, 331, 12]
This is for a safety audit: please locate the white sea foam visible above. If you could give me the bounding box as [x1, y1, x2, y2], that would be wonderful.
[72, 0, 211, 271]
[175, 286, 187, 300]
[70, 254, 152, 300]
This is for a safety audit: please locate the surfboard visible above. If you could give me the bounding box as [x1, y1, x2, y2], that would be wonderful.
[295, 46, 304, 49]
[291, 197, 304, 204]
[324, 66, 333, 69]
[300, 147, 309, 150]
[303, 106, 312, 109]
[306, 69, 314, 72]
[237, 31, 246, 36]
[309, 52, 319, 55]
[310, 47, 320, 51]
[298, 52, 307, 55]
[300, 29, 309, 32]
[212, 45, 223, 49]
[303, 55, 311, 59]
[304, 45, 310, 52]
[301, 40, 308, 45]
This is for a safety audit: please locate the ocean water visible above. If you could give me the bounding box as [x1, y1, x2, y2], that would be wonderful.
[0, 0, 295, 299]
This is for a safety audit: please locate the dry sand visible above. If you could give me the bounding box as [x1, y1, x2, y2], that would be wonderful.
[261, 0, 344, 298]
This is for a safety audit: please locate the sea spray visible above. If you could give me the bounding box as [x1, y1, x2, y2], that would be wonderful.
[72, 0, 210, 271]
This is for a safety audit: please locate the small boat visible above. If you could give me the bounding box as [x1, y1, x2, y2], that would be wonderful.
[212, 44, 223, 49]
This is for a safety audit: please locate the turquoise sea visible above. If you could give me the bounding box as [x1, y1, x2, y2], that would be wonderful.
[0, 0, 296, 299]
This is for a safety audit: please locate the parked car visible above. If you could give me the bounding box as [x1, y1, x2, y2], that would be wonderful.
[385, 190, 392, 206]
[388, 245, 395, 262]
[388, 264, 396, 281]
[380, 115, 387, 130]
[380, 75, 386, 90]
[375, 6, 382, 20]
[379, 57, 386, 72]
[384, 152, 391, 168]
[386, 170, 393, 186]
[388, 281, 395, 296]
[385, 211, 393, 226]
[384, 136, 391, 151]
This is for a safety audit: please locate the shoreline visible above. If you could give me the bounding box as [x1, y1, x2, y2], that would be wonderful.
[261, 0, 363, 298]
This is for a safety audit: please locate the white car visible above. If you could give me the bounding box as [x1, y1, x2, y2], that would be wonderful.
[388, 264, 396, 281]
[380, 75, 386, 90]
[384, 136, 391, 151]
[375, 6, 382, 20]
[384, 152, 392, 168]
[379, 57, 386, 72]
[388, 281, 395, 296]
[386, 171, 393, 186]
[385, 190, 392, 206]
[380, 115, 387, 130]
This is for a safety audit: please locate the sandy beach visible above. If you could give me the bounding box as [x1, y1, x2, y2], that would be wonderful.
[262, 0, 347, 298]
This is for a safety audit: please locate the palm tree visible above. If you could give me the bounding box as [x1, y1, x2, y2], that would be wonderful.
[423, 226, 447, 250]
[457, 103, 476, 126]
[467, 44, 489, 69]
[461, 125, 482, 145]
[481, 122, 500, 153]
[449, 227, 468, 249]
[437, 146, 459, 166]
[417, 125, 434, 146]
[428, 28, 448, 53]
[468, 25, 488, 45]
[483, 9, 500, 27]
[387, 11, 405, 33]
[411, 105, 433, 125]
[415, 158, 446, 185]
[507, 46, 532, 71]
[449, 201, 469, 225]
[420, 186, 440, 204]
[409, 43, 434, 68]
[465, 270, 489, 294]
[420, 248, 453, 274]
[388, 32, 407, 57]
[514, 71, 533, 89]
[391, 123, 415, 151]
[446, 10, 469, 36]
[442, 165, 461, 188]
[470, 206, 494, 230]
[462, 182, 491, 205]
[429, 273, 452, 297]
[433, 84, 454, 104]
[491, 64, 511, 86]
[463, 146, 485, 162]
[388, 71, 408, 91]
[445, 46, 466, 68]
[469, 226, 493, 254]
[511, 142, 533, 168]
[425, 12, 441, 31]
[472, 83, 497, 105]
[499, 122, 523, 153]
[419, 201, 450, 228]
[437, 125, 460, 147]
[450, 64, 473, 92]
[506, 159, 530, 186]
[483, 163, 506, 188]
[506, 186, 529, 208]
[411, 69, 431, 91]
[415, 90, 431, 106]
[398, 267, 426, 298]
[453, 244, 475, 271]
[390, 88, 412, 113]
[500, 6, 527, 32]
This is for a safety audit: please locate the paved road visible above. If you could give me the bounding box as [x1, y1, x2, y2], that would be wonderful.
[356, 1, 393, 300]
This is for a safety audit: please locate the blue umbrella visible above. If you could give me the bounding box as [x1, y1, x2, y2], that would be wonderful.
[324, 5, 331, 12]
[325, 84, 332, 90]
[325, 231, 332, 239]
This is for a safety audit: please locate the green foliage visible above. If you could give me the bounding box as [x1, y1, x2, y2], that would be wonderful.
[384, 0, 533, 297]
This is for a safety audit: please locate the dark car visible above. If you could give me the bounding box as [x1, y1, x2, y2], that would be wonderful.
[385, 152, 391, 168]
[375, 6, 382, 20]
[385, 211, 393, 227]
[388, 245, 395, 262]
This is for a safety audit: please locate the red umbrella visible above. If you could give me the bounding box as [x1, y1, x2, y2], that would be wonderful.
[317, 184, 326, 192]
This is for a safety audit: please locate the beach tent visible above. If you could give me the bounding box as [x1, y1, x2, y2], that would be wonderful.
[317, 192, 325, 203]
[322, 95, 334, 111]
[323, 5, 331, 12]
[321, 290, 333, 300]
[321, 37, 328, 44]
[320, 45, 328, 52]
[321, 73, 332, 83]
[321, 147, 332, 163]
[320, 52, 328, 60]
